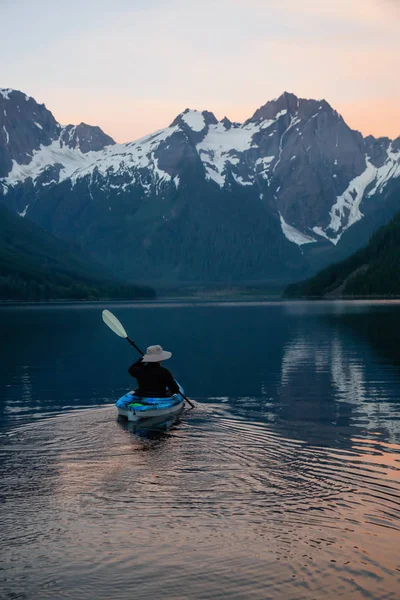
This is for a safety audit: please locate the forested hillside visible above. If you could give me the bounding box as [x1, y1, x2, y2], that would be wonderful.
[2, 88, 399, 283]
[284, 198, 400, 298]
[0, 204, 155, 301]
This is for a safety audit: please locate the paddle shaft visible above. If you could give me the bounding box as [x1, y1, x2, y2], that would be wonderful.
[125, 337, 195, 409]
[126, 337, 144, 356]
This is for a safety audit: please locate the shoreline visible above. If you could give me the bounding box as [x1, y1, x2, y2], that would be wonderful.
[3, 295, 400, 307]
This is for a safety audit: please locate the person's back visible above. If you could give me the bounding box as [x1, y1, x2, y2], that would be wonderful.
[128, 345, 179, 398]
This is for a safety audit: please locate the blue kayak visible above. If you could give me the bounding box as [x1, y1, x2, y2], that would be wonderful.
[116, 384, 185, 421]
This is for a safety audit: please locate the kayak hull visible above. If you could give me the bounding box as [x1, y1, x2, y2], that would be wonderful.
[117, 401, 184, 422]
[116, 384, 185, 422]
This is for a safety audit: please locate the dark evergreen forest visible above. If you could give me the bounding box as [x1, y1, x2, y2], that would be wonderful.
[284, 196, 400, 298]
[0, 204, 155, 301]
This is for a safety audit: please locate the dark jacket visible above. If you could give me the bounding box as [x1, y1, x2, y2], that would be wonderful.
[128, 358, 180, 397]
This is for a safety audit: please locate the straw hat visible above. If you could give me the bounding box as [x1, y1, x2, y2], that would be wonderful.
[143, 345, 172, 362]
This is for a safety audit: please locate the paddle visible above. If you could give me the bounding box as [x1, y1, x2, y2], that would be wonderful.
[102, 309, 195, 408]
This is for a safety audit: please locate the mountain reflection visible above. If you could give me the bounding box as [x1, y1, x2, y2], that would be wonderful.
[279, 317, 400, 444]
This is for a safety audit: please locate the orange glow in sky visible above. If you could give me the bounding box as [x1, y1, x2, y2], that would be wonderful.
[1, 0, 399, 143]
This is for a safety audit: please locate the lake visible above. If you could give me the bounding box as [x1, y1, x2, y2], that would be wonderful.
[1, 300, 400, 600]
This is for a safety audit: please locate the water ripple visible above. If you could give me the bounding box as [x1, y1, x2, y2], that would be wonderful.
[1, 403, 400, 599]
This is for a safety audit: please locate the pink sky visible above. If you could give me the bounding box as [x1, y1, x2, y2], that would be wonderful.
[53, 96, 400, 144]
[1, 0, 399, 143]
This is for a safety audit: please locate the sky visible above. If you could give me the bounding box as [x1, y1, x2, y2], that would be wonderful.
[1, 0, 399, 143]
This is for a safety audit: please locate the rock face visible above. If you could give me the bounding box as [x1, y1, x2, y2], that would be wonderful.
[0, 88, 399, 283]
[0, 89, 60, 177]
[59, 123, 115, 153]
[0, 88, 115, 178]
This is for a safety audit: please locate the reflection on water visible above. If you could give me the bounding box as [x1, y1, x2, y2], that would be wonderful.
[1, 301, 400, 599]
[280, 329, 400, 442]
[278, 303, 400, 447]
[117, 411, 186, 439]
[1, 405, 400, 600]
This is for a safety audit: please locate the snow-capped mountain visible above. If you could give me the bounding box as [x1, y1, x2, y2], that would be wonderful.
[0, 88, 114, 178]
[1, 88, 399, 283]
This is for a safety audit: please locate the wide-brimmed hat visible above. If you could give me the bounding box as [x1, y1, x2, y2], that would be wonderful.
[143, 345, 172, 362]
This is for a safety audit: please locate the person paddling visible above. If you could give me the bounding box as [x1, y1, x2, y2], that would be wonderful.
[128, 345, 180, 398]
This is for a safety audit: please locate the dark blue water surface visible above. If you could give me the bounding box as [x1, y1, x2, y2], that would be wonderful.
[1, 301, 400, 600]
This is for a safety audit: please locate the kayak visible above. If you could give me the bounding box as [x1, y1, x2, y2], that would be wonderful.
[116, 384, 185, 422]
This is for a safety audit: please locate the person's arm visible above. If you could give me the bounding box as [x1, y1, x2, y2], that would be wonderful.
[164, 368, 180, 395]
[128, 357, 144, 378]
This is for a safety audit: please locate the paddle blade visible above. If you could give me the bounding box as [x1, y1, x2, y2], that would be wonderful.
[102, 310, 128, 338]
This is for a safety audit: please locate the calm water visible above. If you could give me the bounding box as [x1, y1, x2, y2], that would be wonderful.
[1, 301, 400, 600]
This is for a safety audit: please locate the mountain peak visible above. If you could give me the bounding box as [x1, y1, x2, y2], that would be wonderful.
[248, 92, 335, 124]
[1, 88, 399, 286]
[393, 137, 400, 152]
[60, 123, 115, 153]
[0, 88, 13, 100]
[275, 90, 299, 105]
[0, 87, 36, 104]
[0, 88, 60, 177]
[171, 108, 218, 132]
[249, 91, 298, 122]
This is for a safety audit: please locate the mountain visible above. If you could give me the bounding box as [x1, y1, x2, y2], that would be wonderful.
[283, 191, 400, 297]
[1, 88, 399, 283]
[0, 202, 155, 301]
[0, 88, 115, 178]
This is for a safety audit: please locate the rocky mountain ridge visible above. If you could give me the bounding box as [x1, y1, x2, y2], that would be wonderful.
[0, 88, 114, 178]
[1, 88, 399, 283]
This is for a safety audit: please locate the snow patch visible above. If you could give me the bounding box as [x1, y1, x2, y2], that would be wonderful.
[280, 214, 316, 246]
[197, 121, 260, 188]
[181, 110, 206, 132]
[197, 109, 291, 187]
[3, 125, 9, 144]
[312, 226, 336, 244]
[327, 160, 377, 237]
[204, 165, 226, 187]
[310, 152, 400, 245]
[255, 109, 286, 127]
[256, 155, 275, 178]
[367, 145, 400, 196]
[0, 88, 12, 100]
[70, 126, 180, 190]
[4, 140, 96, 187]
[4, 126, 179, 194]
[273, 115, 301, 174]
[232, 173, 253, 186]
[18, 204, 29, 218]
[256, 155, 274, 167]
